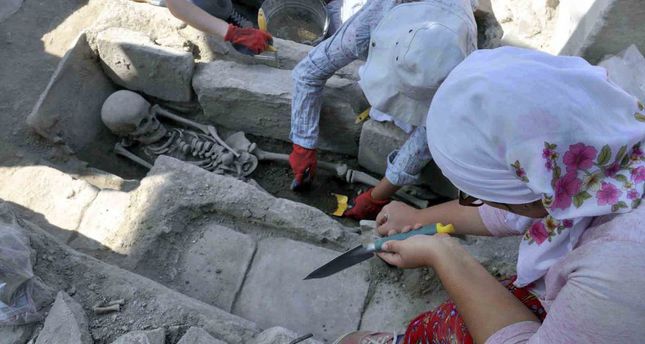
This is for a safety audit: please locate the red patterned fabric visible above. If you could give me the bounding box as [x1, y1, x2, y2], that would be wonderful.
[403, 277, 546, 344]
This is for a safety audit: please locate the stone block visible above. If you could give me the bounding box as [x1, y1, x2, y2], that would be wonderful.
[111, 328, 165, 344]
[357, 119, 457, 197]
[598, 44, 645, 102]
[360, 278, 447, 333]
[579, 0, 645, 63]
[358, 119, 407, 175]
[0, 165, 99, 242]
[177, 327, 226, 344]
[0, 324, 35, 344]
[193, 60, 367, 155]
[35, 291, 92, 344]
[250, 327, 322, 344]
[71, 189, 131, 251]
[97, 27, 194, 102]
[234, 238, 370, 343]
[0, 0, 23, 23]
[27, 32, 117, 154]
[177, 224, 256, 312]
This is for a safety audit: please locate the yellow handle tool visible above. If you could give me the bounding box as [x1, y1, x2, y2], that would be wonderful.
[258, 8, 277, 52]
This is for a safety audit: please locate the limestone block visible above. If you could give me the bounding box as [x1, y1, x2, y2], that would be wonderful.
[111, 328, 165, 344]
[177, 327, 226, 344]
[35, 292, 92, 344]
[599, 45, 645, 102]
[250, 327, 322, 344]
[177, 224, 256, 312]
[0, 165, 99, 242]
[108, 156, 353, 270]
[0, 0, 23, 23]
[360, 276, 448, 333]
[0, 325, 34, 344]
[234, 238, 370, 343]
[27, 32, 117, 153]
[71, 189, 131, 251]
[8, 202, 260, 344]
[357, 119, 457, 197]
[97, 27, 194, 102]
[578, 0, 645, 63]
[193, 60, 367, 155]
[358, 119, 407, 175]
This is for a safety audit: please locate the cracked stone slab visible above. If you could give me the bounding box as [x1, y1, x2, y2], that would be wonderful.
[193, 60, 367, 155]
[105, 156, 354, 270]
[0, 165, 98, 242]
[177, 327, 226, 344]
[35, 291, 92, 344]
[177, 224, 256, 312]
[358, 119, 407, 175]
[250, 327, 323, 344]
[71, 189, 131, 251]
[97, 27, 194, 102]
[111, 328, 165, 344]
[234, 238, 370, 343]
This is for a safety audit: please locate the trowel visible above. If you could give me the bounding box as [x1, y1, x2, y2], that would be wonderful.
[304, 223, 455, 280]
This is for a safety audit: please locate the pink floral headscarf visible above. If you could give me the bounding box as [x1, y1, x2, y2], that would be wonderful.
[426, 47, 645, 286]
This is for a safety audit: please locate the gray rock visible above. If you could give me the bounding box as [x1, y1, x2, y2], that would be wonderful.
[4, 200, 261, 344]
[111, 328, 165, 344]
[0, 164, 99, 242]
[234, 238, 370, 343]
[71, 189, 131, 251]
[177, 225, 256, 311]
[358, 119, 407, 175]
[177, 327, 226, 344]
[598, 44, 645, 102]
[97, 27, 194, 102]
[26, 32, 117, 155]
[0, 324, 35, 344]
[250, 327, 322, 344]
[193, 60, 367, 155]
[105, 156, 353, 270]
[35, 292, 92, 344]
[0, 0, 23, 23]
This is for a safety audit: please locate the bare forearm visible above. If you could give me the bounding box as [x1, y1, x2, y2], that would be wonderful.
[416, 200, 491, 236]
[166, 0, 229, 37]
[433, 241, 539, 343]
[371, 178, 400, 200]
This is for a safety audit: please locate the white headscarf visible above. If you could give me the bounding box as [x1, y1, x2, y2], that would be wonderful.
[427, 47, 645, 286]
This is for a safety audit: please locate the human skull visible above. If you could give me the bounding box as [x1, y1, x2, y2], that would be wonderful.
[101, 90, 167, 144]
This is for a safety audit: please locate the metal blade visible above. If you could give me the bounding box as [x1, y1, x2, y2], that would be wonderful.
[304, 245, 374, 280]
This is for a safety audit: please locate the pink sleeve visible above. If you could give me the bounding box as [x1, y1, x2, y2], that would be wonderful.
[486, 240, 645, 344]
[478, 205, 532, 237]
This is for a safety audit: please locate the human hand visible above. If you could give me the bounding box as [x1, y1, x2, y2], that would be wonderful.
[288, 144, 317, 190]
[375, 201, 421, 236]
[377, 232, 451, 269]
[343, 188, 390, 220]
[224, 24, 273, 55]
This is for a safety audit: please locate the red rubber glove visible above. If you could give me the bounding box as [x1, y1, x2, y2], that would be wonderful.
[224, 24, 273, 55]
[344, 188, 390, 220]
[289, 144, 317, 190]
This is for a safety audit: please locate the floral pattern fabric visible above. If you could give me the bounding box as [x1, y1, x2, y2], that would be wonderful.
[521, 141, 645, 245]
[403, 277, 546, 344]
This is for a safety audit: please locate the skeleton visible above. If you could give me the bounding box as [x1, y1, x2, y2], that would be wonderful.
[101, 90, 258, 178]
[102, 90, 429, 208]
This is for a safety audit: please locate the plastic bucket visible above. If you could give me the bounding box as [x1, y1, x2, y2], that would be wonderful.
[261, 0, 329, 45]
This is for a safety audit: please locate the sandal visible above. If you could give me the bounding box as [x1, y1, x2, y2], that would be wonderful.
[333, 331, 399, 344]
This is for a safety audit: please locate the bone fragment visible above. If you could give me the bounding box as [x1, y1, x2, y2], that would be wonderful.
[114, 142, 153, 169]
[93, 303, 121, 315]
